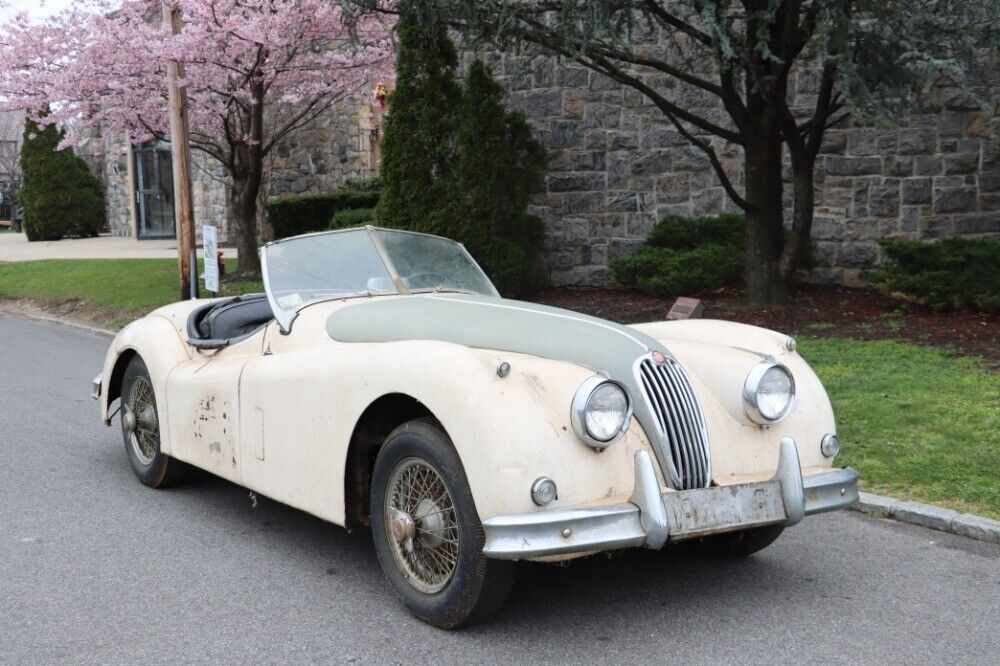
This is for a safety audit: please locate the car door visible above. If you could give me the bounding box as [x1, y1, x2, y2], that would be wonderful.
[165, 332, 265, 484]
[238, 319, 348, 524]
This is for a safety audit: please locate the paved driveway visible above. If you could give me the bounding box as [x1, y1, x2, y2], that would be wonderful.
[0, 314, 997, 664]
[0, 232, 236, 262]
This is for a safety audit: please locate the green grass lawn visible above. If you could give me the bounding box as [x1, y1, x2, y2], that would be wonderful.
[0, 258, 262, 329]
[1, 259, 997, 518]
[801, 338, 999, 519]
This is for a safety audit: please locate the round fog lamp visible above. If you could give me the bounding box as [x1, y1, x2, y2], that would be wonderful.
[531, 477, 557, 506]
[821, 433, 840, 458]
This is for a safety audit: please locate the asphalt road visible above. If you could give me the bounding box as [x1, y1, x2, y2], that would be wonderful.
[1, 314, 997, 665]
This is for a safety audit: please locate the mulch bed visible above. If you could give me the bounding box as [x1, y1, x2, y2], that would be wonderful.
[525, 284, 1000, 368]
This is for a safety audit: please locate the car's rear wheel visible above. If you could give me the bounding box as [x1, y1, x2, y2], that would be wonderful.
[370, 420, 514, 628]
[120, 356, 186, 488]
[691, 524, 785, 558]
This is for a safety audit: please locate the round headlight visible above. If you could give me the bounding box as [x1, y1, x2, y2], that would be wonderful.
[743, 360, 795, 424]
[571, 377, 631, 449]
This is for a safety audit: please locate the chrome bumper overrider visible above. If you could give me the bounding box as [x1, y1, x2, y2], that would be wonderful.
[91, 374, 102, 401]
[482, 437, 859, 560]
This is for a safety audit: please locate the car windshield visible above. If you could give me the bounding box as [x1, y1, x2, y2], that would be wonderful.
[262, 227, 498, 329]
[377, 229, 498, 296]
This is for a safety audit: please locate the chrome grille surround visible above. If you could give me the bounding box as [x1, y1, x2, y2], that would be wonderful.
[634, 354, 711, 490]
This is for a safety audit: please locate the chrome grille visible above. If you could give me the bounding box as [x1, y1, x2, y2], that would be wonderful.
[637, 357, 711, 490]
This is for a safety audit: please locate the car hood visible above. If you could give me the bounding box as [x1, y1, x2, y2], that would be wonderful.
[325, 293, 669, 374]
[325, 293, 794, 489]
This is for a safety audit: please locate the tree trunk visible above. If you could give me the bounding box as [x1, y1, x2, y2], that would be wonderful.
[743, 128, 788, 306]
[230, 174, 262, 277]
[779, 148, 816, 281]
[229, 82, 266, 278]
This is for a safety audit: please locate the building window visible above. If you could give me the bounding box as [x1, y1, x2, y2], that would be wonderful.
[133, 141, 175, 239]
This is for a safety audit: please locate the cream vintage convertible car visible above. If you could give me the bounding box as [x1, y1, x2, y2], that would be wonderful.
[92, 226, 858, 627]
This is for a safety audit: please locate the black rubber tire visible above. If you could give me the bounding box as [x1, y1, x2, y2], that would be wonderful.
[691, 524, 785, 558]
[370, 420, 515, 629]
[120, 356, 187, 488]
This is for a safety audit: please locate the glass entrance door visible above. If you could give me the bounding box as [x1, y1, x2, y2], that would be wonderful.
[133, 141, 176, 239]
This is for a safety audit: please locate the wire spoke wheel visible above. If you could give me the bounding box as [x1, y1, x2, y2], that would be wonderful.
[123, 376, 158, 466]
[384, 457, 459, 594]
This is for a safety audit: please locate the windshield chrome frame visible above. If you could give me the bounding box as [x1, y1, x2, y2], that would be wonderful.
[260, 225, 499, 333]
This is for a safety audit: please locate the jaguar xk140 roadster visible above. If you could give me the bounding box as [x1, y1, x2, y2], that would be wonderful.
[93, 226, 858, 627]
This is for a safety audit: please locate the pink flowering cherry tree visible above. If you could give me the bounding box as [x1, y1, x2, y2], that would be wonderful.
[0, 0, 395, 274]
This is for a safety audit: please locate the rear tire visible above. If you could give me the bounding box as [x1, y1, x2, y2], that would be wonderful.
[691, 524, 785, 558]
[120, 356, 186, 488]
[370, 420, 514, 628]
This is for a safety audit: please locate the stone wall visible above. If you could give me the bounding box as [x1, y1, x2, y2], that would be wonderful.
[484, 52, 1000, 287]
[80, 53, 997, 288]
[76, 126, 230, 241]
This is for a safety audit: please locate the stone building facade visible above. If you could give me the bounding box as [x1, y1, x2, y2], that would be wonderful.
[81, 95, 376, 242]
[487, 53, 999, 287]
[83, 53, 998, 287]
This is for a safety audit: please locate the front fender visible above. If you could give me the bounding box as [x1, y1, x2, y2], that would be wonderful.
[100, 314, 190, 454]
[631, 320, 838, 480]
[330, 339, 663, 523]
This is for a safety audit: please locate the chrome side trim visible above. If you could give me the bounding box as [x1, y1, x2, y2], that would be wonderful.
[91, 374, 102, 401]
[804, 467, 860, 515]
[482, 504, 648, 559]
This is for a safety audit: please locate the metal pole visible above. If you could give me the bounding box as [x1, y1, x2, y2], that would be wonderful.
[162, 3, 198, 300]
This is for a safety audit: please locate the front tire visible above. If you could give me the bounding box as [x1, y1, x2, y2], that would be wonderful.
[120, 356, 186, 488]
[370, 420, 514, 628]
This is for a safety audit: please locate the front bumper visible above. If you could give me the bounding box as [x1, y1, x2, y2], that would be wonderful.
[482, 437, 859, 560]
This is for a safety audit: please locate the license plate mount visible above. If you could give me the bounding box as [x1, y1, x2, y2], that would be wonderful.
[664, 480, 787, 540]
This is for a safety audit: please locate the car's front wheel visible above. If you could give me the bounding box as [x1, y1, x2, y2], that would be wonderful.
[120, 356, 187, 488]
[370, 420, 515, 628]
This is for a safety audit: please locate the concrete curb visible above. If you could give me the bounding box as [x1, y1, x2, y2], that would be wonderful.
[0, 308, 115, 338]
[853, 492, 1000, 544]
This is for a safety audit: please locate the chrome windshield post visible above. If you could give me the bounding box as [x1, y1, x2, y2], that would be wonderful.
[365, 225, 410, 295]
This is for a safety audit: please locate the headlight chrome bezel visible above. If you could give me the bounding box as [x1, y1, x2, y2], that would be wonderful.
[743, 359, 796, 425]
[571, 375, 632, 450]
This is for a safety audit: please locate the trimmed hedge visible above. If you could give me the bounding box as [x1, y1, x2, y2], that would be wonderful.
[329, 207, 375, 230]
[870, 237, 1000, 312]
[267, 190, 380, 239]
[610, 214, 745, 296]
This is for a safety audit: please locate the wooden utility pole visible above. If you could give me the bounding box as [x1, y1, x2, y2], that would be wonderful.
[162, 3, 198, 300]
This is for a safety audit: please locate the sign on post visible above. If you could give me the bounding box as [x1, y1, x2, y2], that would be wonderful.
[202, 225, 219, 293]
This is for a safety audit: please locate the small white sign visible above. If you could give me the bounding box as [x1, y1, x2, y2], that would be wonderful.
[202, 225, 219, 293]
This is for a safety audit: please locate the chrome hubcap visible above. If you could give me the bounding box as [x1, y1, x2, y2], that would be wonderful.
[384, 458, 459, 594]
[123, 376, 158, 466]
